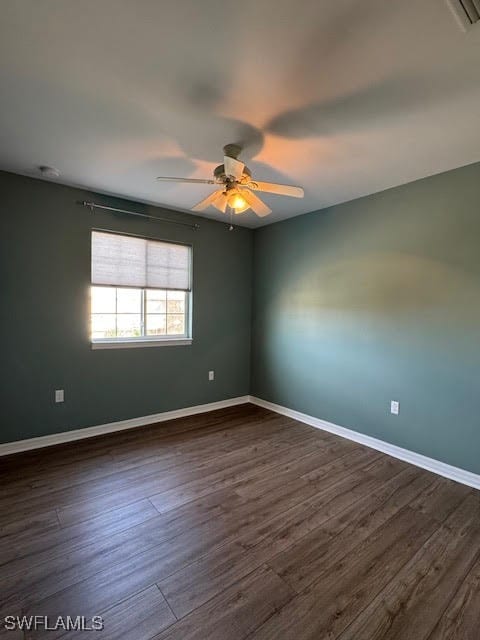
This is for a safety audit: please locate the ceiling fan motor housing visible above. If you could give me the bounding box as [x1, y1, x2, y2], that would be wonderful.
[214, 163, 252, 183]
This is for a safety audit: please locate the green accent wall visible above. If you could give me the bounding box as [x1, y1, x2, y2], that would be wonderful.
[0, 171, 253, 443]
[252, 162, 480, 475]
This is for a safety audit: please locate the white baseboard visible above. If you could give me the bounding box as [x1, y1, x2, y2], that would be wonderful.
[0, 396, 250, 457]
[249, 396, 480, 491]
[4, 393, 479, 492]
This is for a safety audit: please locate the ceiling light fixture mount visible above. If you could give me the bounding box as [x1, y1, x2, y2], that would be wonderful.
[38, 165, 60, 179]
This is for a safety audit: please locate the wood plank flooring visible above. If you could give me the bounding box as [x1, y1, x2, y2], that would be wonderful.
[0, 403, 479, 639]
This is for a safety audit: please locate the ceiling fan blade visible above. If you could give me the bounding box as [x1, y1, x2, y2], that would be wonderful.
[247, 181, 304, 198]
[224, 156, 245, 180]
[191, 190, 224, 211]
[156, 177, 216, 184]
[212, 192, 228, 213]
[240, 189, 272, 218]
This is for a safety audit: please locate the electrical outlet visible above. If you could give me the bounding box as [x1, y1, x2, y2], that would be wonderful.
[208, 370, 215, 381]
[55, 389, 64, 403]
[390, 400, 399, 415]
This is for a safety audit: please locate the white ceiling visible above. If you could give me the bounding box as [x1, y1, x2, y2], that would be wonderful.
[1, 0, 479, 228]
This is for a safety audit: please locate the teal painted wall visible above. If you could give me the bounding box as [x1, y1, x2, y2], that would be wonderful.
[3, 162, 480, 473]
[252, 162, 480, 474]
[0, 171, 253, 443]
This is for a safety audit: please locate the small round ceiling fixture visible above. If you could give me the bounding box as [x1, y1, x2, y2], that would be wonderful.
[38, 165, 60, 178]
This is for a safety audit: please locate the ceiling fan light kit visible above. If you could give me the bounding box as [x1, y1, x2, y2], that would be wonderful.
[156, 145, 304, 219]
[227, 191, 249, 213]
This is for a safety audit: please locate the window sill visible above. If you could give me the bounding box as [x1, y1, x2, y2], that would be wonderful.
[91, 338, 192, 350]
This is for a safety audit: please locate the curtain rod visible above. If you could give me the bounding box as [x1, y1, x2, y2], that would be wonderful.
[80, 201, 200, 230]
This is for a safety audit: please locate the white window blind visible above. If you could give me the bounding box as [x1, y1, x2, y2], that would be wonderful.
[92, 231, 191, 291]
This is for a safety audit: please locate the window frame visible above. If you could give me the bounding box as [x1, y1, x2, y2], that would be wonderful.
[90, 230, 193, 350]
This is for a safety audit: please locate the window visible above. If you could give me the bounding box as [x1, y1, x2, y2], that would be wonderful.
[91, 287, 189, 339]
[91, 231, 192, 348]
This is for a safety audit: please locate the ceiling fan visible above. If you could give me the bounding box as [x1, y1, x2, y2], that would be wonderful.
[156, 144, 304, 218]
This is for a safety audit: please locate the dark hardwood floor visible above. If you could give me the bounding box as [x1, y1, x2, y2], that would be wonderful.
[1, 403, 479, 639]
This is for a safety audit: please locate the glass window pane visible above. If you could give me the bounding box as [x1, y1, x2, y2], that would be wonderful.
[116, 314, 142, 337]
[91, 287, 116, 314]
[167, 290, 185, 313]
[91, 314, 116, 339]
[167, 314, 185, 335]
[146, 289, 166, 314]
[146, 314, 166, 335]
[90, 287, 188, 341]
[117, 288, 142, 313]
